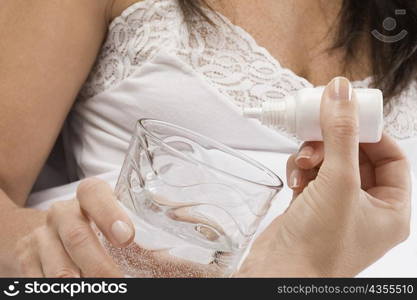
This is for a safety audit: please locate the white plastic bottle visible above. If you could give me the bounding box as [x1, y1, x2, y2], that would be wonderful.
[243, 87, 384, 143]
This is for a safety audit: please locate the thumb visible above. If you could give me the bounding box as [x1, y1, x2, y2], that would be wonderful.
[320, 77, 360, 173]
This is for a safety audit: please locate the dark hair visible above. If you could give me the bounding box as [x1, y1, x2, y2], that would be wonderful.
[178, 0, 417, 102]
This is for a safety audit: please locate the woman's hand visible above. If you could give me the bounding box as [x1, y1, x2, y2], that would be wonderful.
[238, 77, 411, 277]
[12, 178, 135, 277]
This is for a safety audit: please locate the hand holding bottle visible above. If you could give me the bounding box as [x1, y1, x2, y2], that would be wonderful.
[237, 77, 411, 277]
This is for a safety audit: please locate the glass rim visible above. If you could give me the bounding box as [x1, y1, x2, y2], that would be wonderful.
[137, 118, 284, 190]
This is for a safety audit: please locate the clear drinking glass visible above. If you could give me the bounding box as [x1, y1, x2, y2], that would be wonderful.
[99, 119, 283, 277]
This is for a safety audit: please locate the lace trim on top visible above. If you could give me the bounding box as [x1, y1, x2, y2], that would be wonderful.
[176, 8, 312, 108]
[78, 0, 417, 139]
[78, 0, 182, 100]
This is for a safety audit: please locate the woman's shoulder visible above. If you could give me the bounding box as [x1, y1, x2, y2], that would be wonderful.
[79, 0, 181, 100]
[110, 0, 144, 21]
[108, 0, 177, 26]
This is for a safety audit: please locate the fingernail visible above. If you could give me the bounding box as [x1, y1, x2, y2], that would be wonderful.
[328, 77, 352, 102]
[111, 220, 133, 244]
[289, 169, 302, 189]
[296, 145, 314, 162]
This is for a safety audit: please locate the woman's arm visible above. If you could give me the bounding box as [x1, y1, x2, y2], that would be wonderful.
[0, 0, 114, 275]
[0, 0, 111, 205]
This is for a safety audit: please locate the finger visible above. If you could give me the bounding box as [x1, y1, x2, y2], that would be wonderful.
[77, 178, 134, 247]
[287, 154, 318, 194]
[360, 133, 410, 191]
[16, 236, 44, 277]
[286, 153, 298, 187]
[49, 200, 123, 277]
[320, 77, 360, 175]
[358, 147, 376, 190]
[289, 169, 318, 199]
[35, 226, 80, 278]
[19, 254, 43, 277]
[295, 142, 324, 169]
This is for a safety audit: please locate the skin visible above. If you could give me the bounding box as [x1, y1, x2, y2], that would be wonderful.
[0, 0, 411, 277]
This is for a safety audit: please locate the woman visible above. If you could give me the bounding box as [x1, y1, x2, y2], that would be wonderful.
[0, 0, 415, 277]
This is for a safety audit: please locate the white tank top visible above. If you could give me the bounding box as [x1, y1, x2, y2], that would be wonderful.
[66, 0, 417, 179]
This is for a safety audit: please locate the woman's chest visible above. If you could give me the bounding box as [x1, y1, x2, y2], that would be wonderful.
[208, 0, 372, 85]
[81, 0, 417, 142]
[112, 0, 371, 86]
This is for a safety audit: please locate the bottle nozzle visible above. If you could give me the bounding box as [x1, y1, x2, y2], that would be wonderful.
[242, 100, 290, 132]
